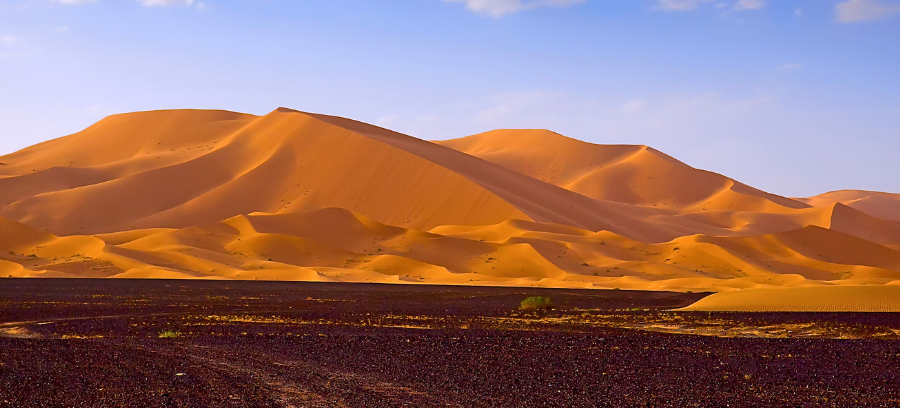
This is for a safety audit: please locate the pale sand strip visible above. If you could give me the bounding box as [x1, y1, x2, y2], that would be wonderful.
[679, 285, 900, 312]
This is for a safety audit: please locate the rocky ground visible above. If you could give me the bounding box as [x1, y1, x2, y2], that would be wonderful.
[1, 279, 899, 407]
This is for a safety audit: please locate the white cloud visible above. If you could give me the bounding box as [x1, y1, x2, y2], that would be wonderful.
[0, 36, 21, 46]
[836, 0, 900, 23]
[444, 0, 585, 18]
[52, 0, 195, 6]
[654, 0, 713, 11]
[52, 0, 99, 4]
[733, 0, 764, 11]
[132, 0, 194, 6]
[619, 100, 645, 114]
[0, 35, 33, 58]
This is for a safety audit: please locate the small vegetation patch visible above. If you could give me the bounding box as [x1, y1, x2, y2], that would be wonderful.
[520, 296, 555, 311]
[158, 330, 181, 338]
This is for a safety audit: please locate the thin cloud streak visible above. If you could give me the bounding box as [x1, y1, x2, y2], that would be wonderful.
[836, 0, 900, 23]
[444, 0, 586, 17]
[52, 0, 196, 6]
[734, 0, 764, 11]
[654, 0, 712, 12]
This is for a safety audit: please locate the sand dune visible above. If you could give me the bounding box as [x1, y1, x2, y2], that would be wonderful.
[436, 129, 807, 212]
[798, 190, 900, 223]
[1, 108, 898, 311]
[679, 285, 900, 312]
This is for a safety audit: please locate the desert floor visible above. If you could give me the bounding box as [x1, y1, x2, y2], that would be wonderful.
[1, 279, 899, 407]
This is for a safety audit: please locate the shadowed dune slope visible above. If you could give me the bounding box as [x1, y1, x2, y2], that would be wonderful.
[2, 108, 900, 311]
[0, 217, 55, 251]
[2, 109, 533, 235]
[798, 190, 900, 223]
[436, 129, 808, 212]
[0, 109, 684, 242]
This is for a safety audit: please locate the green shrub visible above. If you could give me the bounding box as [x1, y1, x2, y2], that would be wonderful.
[520, 296, 554, 311]
[158, 330, 181, 338]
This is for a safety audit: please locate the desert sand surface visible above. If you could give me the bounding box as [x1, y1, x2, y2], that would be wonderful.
[680, 285, 900, 312]
[2, 108, 899, 311]
[797, 190, 900, 223]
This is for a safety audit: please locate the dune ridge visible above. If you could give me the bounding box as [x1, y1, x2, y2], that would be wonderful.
[2, 108, 899, 311]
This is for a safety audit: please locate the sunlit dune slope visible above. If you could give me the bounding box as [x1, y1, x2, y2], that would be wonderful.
[2, 108, 899, 311]
[3, 206, 899, 294]
[1, 108, 689, 242]
[0, 108, 524, 235]
[436, 129, 807, 212]
[798, 190, 900, 223]
[679, 285, 900, 312]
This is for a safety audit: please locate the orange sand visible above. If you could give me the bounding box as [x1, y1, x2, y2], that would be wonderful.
[1, 108, 898, 311]
[679, 285, 900, 312]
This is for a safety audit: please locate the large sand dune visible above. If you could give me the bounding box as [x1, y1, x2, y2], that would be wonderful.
[2, 108, 898, 310]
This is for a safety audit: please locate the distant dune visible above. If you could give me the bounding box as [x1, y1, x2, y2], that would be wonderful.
[796, 190, 900, 223]
[679, 285, 900, 312]
[2, 108, 899, 311]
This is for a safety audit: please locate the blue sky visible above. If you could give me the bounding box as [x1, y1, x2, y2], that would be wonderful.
[1, 0, 898, 197]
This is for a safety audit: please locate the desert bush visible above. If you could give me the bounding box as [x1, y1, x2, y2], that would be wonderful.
[158, 330, 181, 338]
[520, 296, 554, 311]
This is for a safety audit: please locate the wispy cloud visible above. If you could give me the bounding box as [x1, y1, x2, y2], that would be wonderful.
[52, 0, 196, 6]
[0, 36, 21, 46]
[373, 90, 775, 147]
[0, 35, 33, 58]
[132, 0, 194, 6]
[52, 0, 99, 4]
[836, 0, 900, 23]
[776, 63, 804, 71]
[444, 0, 585, 18]
[619, 100, 645, 114]
[733, 0, 764, 11]
[654, 0, 712, 12]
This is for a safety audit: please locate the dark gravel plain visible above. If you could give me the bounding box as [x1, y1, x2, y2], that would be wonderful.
[1, 279, 899, 407]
